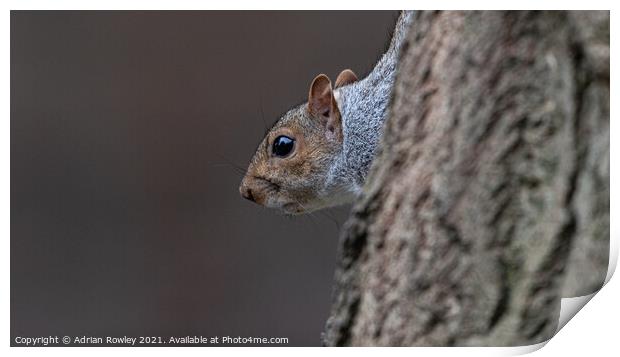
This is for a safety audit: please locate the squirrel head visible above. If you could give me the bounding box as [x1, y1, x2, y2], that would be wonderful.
[239, 69, 358, 215]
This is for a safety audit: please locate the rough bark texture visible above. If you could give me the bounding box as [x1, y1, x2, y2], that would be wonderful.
[324, 11, 609, 347]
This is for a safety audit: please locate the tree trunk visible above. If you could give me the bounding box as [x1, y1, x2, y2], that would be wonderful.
[324, 11, 609, 347]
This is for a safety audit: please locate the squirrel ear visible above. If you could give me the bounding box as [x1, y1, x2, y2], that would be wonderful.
[308, 74, 333, 117]
[335, 69, 358, 88]
[308, 74, 342, 142]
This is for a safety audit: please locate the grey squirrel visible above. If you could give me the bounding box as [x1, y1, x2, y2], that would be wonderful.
[239, 11, 414, 214]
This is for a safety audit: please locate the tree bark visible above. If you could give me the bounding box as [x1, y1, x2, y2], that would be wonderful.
[324, 11, 609, 347]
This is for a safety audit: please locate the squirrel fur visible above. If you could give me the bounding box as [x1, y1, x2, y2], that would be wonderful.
[240, 11, 414, 214]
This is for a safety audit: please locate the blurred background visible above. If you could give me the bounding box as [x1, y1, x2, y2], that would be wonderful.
[11, 11, 398, 346]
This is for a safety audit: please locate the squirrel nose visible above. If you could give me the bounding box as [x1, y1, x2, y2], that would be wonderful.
[241, 186, 255, 202]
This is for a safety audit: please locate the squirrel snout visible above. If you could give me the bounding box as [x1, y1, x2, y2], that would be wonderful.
[239, 180, 256, 203]
[241, 186, 255, 202]
[240, 175, 268, 205]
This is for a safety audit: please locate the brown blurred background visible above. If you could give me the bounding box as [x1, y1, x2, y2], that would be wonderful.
[11, 11, 398, 346]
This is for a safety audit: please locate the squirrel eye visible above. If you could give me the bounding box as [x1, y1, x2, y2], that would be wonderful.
[272, 135, 295, 157]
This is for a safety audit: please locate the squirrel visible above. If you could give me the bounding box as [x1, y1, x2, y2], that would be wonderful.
[239, 11, 414, 215]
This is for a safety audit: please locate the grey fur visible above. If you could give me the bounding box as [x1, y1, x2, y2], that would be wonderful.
[326, 11, 415, 198]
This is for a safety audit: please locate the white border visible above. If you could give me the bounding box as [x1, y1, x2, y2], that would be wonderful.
[3, 0, 617, 10]
[4, 1, 617, 356]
